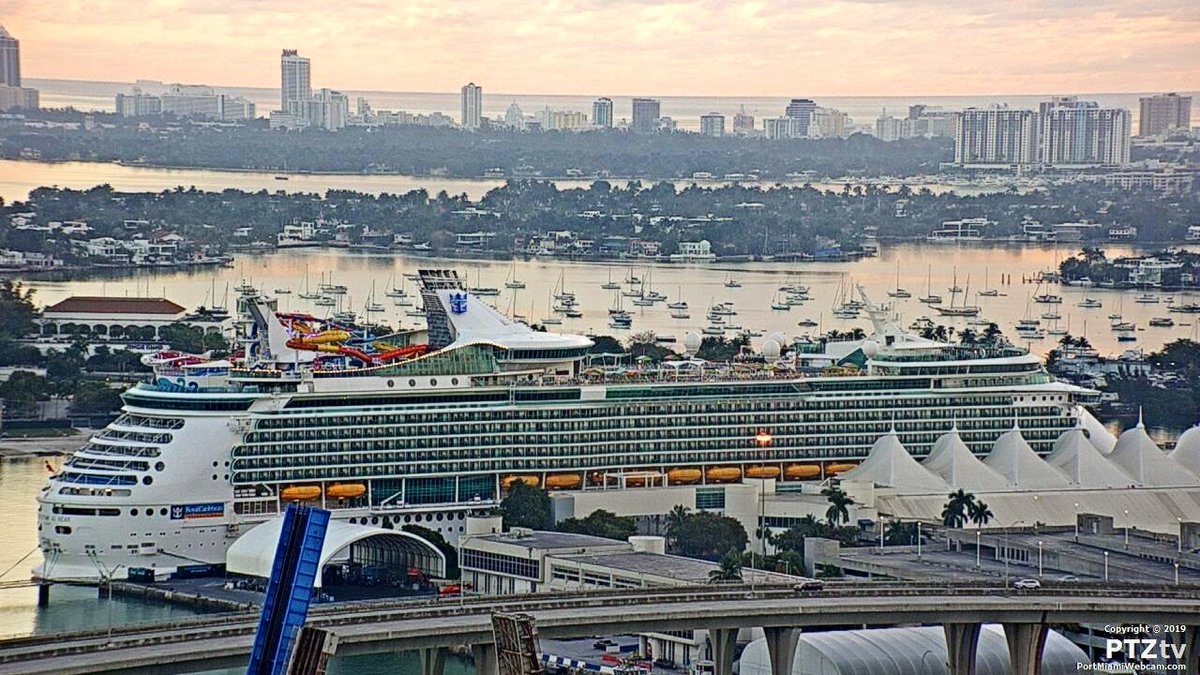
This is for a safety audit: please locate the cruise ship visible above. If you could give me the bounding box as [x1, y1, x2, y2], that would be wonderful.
[36, 271, 1099, 581]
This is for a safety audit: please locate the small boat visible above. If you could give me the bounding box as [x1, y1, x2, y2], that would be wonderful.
[1117, 334, 1138, 342]
[1034, 294, 1063, 304]
[771, 293, 790, 311]
[274, 175, 290, 181]
[784, 464, 821, 480]
[471, 287, 501, 296]
[325, 483, 366, 500]
[796, 318, 819, 327]
[705, 467, 742, 482]
[667, 468, 702, 485]
[281, 486, 321, 501]
[1111, 321, 1136, 332]
[1149, 317, 1175, 327]
[274, 287, 292, 295]
[541, 316, 563, 325]
[1078, 298, 1102, 309]
[565, 309, 583, 318]
[632, 298, 655, 306]
[887, 261, 911, 298]
[1134, 293, 1159, 304]
[702, 326, 724, 335]
[504, 261, 525, 289]
[314, 297, 336, 306]
[1040, 311, 1061, 320]
[724, 275, 741, 288]
[601, 268, 621, 290]
[668, 300, 689, 310]
[919, 265, 942, 304]
[501, 475, 540, 490]
[1169, 303, 1200, 314]
[545, 474, 582, 490]
[671, 311, 690, 319]
[655, 335, 677, 343]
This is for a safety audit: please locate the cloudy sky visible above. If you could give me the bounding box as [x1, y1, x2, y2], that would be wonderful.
[5, 0, 1199, 96]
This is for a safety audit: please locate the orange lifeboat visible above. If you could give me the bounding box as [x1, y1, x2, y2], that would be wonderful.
[745, 466, 781, 479]
[825, 463, 858, 476]
[326, 483, 366, 500]
[545, 474, 582, 490]
[281, 486, 322, 502]
[667, 468, 703, 485]
[501, 475, 540, 490]
[705, 467, 742, 483]
[784, 464, 821, 480]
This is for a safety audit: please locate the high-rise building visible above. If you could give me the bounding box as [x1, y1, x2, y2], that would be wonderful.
[115, 88, 163, 117]
[699, 113, 725, 138]
[812, 107, 849, 139]
[764, 117, 806, 140]
[592, 98, 613, 128]
[0, 25, 19, 86]
[784, 98, 816, 137]
[631, 98, 661, 133]
[1040, 98, 1130, 166]
[875, 112, 906, 142]
[954, 106, 1038, 165]
[280, 50, 311, 115]
[461, 83, 482, 130]
[1139, 93, 1192, 137]
[305, 88, 348, 131]
[505, 102, 524, 130]
[733, 105, 755, 135]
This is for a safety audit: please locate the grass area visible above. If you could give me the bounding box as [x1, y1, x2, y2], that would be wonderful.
[0, 427, 79, 439]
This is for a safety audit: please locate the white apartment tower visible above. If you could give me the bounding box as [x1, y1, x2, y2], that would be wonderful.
[700, 113, 725, 137]
[280, 50, 311, 115]
[461, 83, 483, 130]
[0, 25, 19, 87]
[954, 107, 1038, 165]
[1040, 99, 1131, 166]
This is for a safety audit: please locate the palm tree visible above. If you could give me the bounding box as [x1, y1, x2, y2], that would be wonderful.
[968, 499, 994, 528]
[708, 549, 744, 583]
[822, 486, 854, 527]
[665, 504, 691, 551]
[941, 489, 975, 528]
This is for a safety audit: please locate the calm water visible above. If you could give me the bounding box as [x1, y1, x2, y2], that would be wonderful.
[11, 245, 1196, 360]
[27, 78, 1199, 131]
[0, 159, 993, 206]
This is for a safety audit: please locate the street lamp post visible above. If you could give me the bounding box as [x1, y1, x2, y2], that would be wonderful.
[879, 516, 884, 552]
[917, 521, 922, 559]
[754, 430, 772, 592]
[1124, 509, 1130, 549]
[1038, 540, 1043, 578]
[975, 530, 981, 568]
[1073, 502, 1079, 542]
[1175, 562, 1180, 586]
[1104, 551, 1109, 582]
[1178, 517, 1183, 554]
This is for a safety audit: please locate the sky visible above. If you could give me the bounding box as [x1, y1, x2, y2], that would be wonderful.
[3, 0, 1199, 97]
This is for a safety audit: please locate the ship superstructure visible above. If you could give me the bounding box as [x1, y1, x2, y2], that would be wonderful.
[37, 274, 1097, 581]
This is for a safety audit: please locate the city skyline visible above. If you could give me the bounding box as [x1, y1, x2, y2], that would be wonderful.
[4, 1, 1199, 98]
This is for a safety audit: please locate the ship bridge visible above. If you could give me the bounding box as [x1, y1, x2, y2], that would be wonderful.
[227, 517, 447, 587]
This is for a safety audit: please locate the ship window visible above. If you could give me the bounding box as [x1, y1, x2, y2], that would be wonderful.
[387, 380, 395, 388]
[142, 476, 153, 485]
[131, 508, 139, 516]
[409, 379, 416, 387]
[155, 462, 165, 472]
[430, 379, 438, 386]
[54, 526, 72, 535]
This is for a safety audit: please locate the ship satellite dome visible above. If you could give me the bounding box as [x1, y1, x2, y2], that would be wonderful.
[766, 331, 787, 347]
[862, 339, 880, 358]
[683, 332, 702, 353]
[762, 339, 782, 359]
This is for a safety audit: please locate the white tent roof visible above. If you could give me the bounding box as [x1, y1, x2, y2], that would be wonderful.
[1045, 428, 1135, 488]
[982, 428, 1070, 490]
[922, 429, 1009, 492]
[1109, 420, 1199, 487]
[1077, 406, 1118, 454]
[1169, 425, 1200, 475]
[841, 431, 948, 494]
[433, 289, 593, 351]
[226, 517, 446, 587]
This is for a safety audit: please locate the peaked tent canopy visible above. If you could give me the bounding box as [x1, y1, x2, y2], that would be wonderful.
[1169, 425, 1200, 476]
[982, 427, 1070, 490]
[922, 428, 1009, 492]
[841, 431, 949, 494]
[1077, 406, 1118, 454]
[1109, 421, 1199, 487]
[1045, 428, 1134, 488]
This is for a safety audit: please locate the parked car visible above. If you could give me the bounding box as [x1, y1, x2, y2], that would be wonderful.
[1056, 574, 1080, 583]
[793, 580, 824, 592]
[1013, 578, 1041, 589]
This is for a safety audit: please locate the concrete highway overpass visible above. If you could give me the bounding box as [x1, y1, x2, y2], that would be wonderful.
[1, 583, 1198, 675]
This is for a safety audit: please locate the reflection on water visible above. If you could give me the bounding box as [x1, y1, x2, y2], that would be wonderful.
[14, 244, 1197, 359]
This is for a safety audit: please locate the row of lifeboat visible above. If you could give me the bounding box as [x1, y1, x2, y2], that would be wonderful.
[502, 463, 859, 491]
[280, 483, 367, 502]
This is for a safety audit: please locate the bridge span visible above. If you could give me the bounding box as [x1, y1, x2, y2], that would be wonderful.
[1, 583, 1198, 675]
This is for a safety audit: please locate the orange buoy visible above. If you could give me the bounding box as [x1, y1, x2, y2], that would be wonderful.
[784, 464, 821, 480]
[326, 483, 366, 500]
[705, 467, 742, 483]
[545, 474, 583, 490]
[745, 466, 781, 479]
[281, 486, 322, 501]
[667, 468, 703, 485]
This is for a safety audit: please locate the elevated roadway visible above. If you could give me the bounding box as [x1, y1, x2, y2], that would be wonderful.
[2, 583, 1199, 675]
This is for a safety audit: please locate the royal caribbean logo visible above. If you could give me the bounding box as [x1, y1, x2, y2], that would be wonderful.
[450, 292, 468, 315]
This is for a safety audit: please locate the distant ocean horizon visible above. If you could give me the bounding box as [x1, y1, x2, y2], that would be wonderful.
[25, 77, 1198, 132]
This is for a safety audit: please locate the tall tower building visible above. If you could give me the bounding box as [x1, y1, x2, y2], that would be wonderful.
[1040, 98, 1130, 166]
[0, 25, 20, 87]
[1139, 93, 1192, 137]
[461, 83, 482, 129]
[699, 113, 725, 138]
[954, 106, 1038, 165]
[784, 98, 816, 137]
[631, 98, 661, 133]
[592, 97, 613, 128]
[280, 50, 311, 114]
[732, 105, 755, 134]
